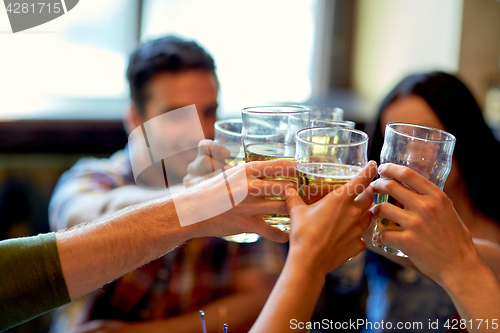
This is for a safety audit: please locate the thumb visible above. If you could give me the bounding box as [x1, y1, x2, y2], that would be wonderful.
[285, 188, 306, 212]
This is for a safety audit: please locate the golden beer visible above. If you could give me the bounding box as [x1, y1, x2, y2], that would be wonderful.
[372, 193, 405, 256]
[221, 144, 245, 167]
[244, 143, 295, 231]
[296, 163, 362, 205]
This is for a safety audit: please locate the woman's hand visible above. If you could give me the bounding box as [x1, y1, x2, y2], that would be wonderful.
[369, 163, 479, 286]
[285, 161, 377, 276]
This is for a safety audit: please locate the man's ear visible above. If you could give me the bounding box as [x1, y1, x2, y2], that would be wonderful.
[124, 103, 143, 134]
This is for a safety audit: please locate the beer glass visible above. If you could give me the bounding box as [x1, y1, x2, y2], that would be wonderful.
[214, 119, 260, 243]
[372, 123, 456, 257]
[241, 105, 310, 231]
[295, 127, 368, 205]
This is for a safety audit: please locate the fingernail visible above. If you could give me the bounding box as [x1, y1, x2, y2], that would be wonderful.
[369, 160, 377, 167]
[378, 164, 386, 173]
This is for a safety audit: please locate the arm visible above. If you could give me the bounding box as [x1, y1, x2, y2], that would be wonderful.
[370, 163, 500, 333]
[1, 160, 295, 331]
[61, 160, 295, 299]
[250, 161, 378, 332]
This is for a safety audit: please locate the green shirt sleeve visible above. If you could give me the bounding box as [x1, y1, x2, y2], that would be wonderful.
[0, 233, 71, 331]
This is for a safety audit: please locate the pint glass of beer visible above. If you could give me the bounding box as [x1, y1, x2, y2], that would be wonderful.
[295, 127, 368, 205]
[372, 123, 456, 257]
[214, 119, 260, 243]
[241, 105, 310, 231]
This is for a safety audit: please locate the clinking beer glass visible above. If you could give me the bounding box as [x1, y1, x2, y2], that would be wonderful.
[295, 127, 368, 205]
[241, 105, 310, 232]
[372, 122, 456, 257]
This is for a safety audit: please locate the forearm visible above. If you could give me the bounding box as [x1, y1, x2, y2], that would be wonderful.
[472, 239, 500, 279]
[441, 257, 500, 333]
[250, 254, 325, 333]
[57, 195, 195, 300]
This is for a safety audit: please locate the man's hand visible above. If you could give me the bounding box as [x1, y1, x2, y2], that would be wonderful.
[285, 161, 377, 276]
[369, 163, 479, 286]
[182, 159, 297, 243]
[184, 140, 231, 187]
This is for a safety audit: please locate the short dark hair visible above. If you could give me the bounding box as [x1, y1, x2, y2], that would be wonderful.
[126, 36, 217, 113]
[369, 71, 500, 223]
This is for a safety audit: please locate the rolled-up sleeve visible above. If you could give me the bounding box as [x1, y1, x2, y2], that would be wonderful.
[0, 233, 70, 331]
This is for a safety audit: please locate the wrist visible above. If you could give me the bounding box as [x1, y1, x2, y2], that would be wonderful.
[286, 247, 328, 283]
[439, 249, 489, 294]
[148, 197, 193, 249]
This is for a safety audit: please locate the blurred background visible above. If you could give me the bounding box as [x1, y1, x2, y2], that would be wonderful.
[0, 0, 499, 331]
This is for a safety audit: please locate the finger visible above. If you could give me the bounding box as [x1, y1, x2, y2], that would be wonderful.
[248, 179, 296, 196]
[251, 217, 290, 243]
[379, 230, 410, 253]
[359, 210, 373, 230]
[245, 159, 296, 178]
[198, 140, 231, 160]
[370, 177, 420, 209]
[370, 202, 412, 229]
[341, 161, 378, 200]
[378, 163, 438, 195]
[285, 188, 306, 212]
[353, 185, 375, 212]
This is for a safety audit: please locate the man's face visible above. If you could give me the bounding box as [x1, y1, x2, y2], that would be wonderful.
[142, 69, 219, 182]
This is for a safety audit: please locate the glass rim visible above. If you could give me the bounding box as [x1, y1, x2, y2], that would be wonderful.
[310, 118, 355, 126]
[214, 118, 242, 137]
[241, 105, 311, 114]
[296, 126, 369, 147]
[292, 105, 344, 113]
[386, 122, 456, 143]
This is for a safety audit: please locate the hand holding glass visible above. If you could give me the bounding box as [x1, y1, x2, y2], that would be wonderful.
[372, 123, 456, 257]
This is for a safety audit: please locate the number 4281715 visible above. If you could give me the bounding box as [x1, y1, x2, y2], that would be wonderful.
[444, 319, 498, 330]
[6, 3, 62, 14]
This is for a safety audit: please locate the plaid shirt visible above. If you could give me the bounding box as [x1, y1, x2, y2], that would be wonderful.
[49, 148, 285, 329]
